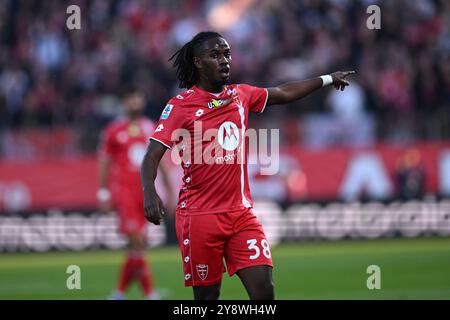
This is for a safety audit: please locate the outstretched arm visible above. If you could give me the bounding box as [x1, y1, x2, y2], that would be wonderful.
[266, 71, 356, 106]
[140, 140, 169, 225]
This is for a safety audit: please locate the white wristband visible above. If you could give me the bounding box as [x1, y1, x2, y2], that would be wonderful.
[97, 188, 111, 202]
[320, 75, 333, 87]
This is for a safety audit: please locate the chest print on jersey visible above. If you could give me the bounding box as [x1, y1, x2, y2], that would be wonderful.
[117, 131, 129, 144]
[207, 97, 232, 109]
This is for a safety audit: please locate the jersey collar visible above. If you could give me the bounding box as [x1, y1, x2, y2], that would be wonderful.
[192, 85, 228, 98]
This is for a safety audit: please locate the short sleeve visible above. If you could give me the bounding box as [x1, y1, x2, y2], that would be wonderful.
[98, 126, 116, 158]
[150, 102, 186, 149]
[239, 84, 269, 113]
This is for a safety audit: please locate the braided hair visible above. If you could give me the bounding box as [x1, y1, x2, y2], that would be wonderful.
[169, 31, 223, 89]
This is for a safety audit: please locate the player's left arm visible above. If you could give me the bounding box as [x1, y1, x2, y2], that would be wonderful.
[266, 70, 356, 106]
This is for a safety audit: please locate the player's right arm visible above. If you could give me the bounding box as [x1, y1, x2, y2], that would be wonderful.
[97, 126, 116, 213]
[158, 158, 177, 216]
[141, 100, 186, 225]
[141, 140, 168, 225]
[98, 154, 112, 212]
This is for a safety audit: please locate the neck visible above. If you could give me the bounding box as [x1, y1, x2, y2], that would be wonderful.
[196, 80, 224, 94]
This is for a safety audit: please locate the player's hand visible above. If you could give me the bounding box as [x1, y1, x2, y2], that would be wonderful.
[98, 200, 111, 213]
[330, 70, 356, 91]
[97, 188, 112, 213]
[143, 189, 166, 225]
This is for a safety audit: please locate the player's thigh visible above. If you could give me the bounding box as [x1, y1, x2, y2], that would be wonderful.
[224, 211, 273, 276]
[236, 265, 274, 300]
[193, 283, 221, 300]
[175, 214, 228, 287]
[128, 231, 146, 250]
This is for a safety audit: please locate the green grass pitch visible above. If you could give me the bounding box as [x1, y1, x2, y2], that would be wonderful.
[0, 237, 449, 300]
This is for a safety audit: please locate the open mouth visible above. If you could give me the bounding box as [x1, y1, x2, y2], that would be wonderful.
[219, 67, 230, 77]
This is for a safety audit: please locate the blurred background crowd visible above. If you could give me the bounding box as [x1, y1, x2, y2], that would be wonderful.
[0, 0, 449, 160]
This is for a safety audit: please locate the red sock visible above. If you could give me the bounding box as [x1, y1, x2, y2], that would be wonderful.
[117, 254, 135, 293]
[134, 255, 153, 295]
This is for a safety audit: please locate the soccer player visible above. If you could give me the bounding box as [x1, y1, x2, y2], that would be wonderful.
[140, 31, 355, 300]
[98, 86, 174, 300]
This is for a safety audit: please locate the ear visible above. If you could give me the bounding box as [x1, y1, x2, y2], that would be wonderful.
[193, 56, 202, 69]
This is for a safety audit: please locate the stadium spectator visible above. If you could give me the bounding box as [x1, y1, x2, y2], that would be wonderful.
[0, 0, 449, 156]
[395, 148, 426, 200]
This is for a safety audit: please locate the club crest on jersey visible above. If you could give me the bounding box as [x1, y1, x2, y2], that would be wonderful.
[207, 97, 232, 109]
[160, 104, 173, 120]
[196, 264, 208, 280]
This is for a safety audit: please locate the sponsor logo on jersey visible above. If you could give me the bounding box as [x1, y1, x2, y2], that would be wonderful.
[128, 142, 147, 168]
[207, 97, 232, 109]
[176, 94, 184, 99]
[218, 121, 240, 151]
[155, 124, 164, 133]
[215, 152, 236, 164]
[195, 109, 204, 117]
[196, 264, 208, 280]
[160, 104, 173, 120]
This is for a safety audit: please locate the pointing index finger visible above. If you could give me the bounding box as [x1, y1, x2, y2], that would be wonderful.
[343, 70, 356, 77]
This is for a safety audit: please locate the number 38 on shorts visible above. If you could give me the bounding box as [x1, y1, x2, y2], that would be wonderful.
[247, 239, 271, 260]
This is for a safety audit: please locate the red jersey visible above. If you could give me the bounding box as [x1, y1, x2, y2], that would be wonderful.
[99, 117, 156, 190]
[151, 84, 268, 215]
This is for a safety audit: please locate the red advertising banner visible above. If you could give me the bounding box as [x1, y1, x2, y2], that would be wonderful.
[1, 142, 450, 212]
[281, 141, 450, 201]
[0, 157, 98, 212]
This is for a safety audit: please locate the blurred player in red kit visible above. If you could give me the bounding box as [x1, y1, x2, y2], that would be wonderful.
[98, 86, 174, 300]
[141, 31, 355, 300]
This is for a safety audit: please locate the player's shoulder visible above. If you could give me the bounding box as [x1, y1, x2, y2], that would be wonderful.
[234, 83, 266, 101]
[161, 89, 199, 120]
[139, 116, 155, 126]
[234, 83, 257, 93]
[168, 88, 197, 105]
[139, 117, 156, 132]
[104, 118, 127, 133]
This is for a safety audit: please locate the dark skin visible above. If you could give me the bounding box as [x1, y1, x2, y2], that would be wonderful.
[141, 36, 355, 300]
